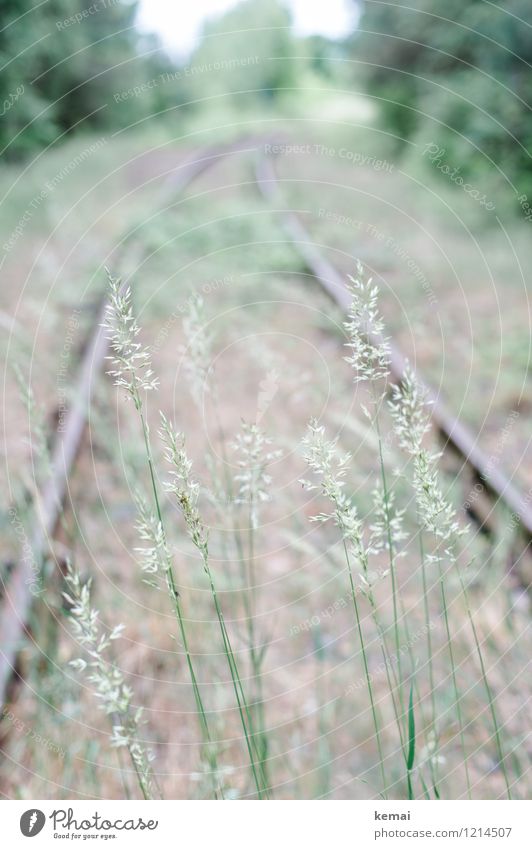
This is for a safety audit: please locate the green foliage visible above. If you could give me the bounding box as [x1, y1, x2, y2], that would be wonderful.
[354, 0, 532, 203]
[182, 0, 301, 107]
[0, 0, 171, 159]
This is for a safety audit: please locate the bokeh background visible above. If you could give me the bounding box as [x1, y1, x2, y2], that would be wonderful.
[0, 0, 530, 800]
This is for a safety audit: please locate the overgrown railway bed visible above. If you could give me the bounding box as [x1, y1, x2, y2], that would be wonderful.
[1, 136, 530, 717]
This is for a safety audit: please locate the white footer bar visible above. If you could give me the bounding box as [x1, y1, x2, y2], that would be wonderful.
[2, 799, 529, 847]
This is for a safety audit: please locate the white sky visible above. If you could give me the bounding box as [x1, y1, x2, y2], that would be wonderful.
[136, 0, 357, 58]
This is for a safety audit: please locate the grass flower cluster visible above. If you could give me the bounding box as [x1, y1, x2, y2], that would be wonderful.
[102, 270, 159, 400]
[299, 265, 513, 800]
[180, 294, 213, 406]
[343, 260, 391, 384]
[56, 264, 517, 801]
[64, 563, 156, 800]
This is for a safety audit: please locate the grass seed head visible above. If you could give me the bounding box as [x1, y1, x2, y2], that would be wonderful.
[389, 361, 431, 455]
[181, 294, 213, 406]
[134, 492, 171, 581]
[343, 260, 391, 385]
[301, 419, 370, 568]
[233, 420, 281, 529]
[64, 562, 155, 798]
[160, 412, 207, 551]
[102, 269, 159, 401]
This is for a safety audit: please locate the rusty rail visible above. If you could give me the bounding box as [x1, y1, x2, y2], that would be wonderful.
[0, 137, 260, 707]
[2, 137, 530, 711]
[255, 153, 532, 552]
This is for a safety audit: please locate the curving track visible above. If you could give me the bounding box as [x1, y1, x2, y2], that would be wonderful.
[1, 137, 530, 714]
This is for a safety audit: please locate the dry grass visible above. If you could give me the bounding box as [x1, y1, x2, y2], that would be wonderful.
[1, 136, 530, 801]
[1, 258, 529, 801]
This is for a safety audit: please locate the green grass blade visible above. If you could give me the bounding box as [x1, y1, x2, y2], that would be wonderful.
[406, 680, 416, 799]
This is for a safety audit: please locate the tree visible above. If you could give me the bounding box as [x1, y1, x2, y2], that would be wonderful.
[0, 0, 171, 158]
[352, 0, 532, 199]
[183, 0, 300, 108]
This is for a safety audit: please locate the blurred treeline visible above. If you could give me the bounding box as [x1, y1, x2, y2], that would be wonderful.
[0, 0, 336, 160]
[354, 0, 532, 200]
[2, 0, 530, 207]
[0, 0, 172, 158]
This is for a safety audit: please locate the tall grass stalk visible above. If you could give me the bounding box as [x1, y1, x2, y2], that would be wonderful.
[342, 265, 415, 789]
[97, 262, 515, 801]
[160, 415, 270, 798]
[343, 540, 388, 797]
[102, 271, 223, 797]
[406, 679, 416, 800]
[312, 626, 333, 798]
[302, 427, 424, 797]
[301, 420, 389, 797]
[390, 369, 472, 796]
[388, 366, 442, 792]
[437, 562, 472, 798]
[180, 294, 274, 793]
[394, 578, 441, 798]
[457, 565, 512, 798]
[342, 266, 407, 729]
[304, 263, 509, 800]
[389, 359, 510, 798]
[371, 400, 405, 717]
[64, 562, 157, 800]
[232, 420, 280, 789]
[419, 533, 438, 755]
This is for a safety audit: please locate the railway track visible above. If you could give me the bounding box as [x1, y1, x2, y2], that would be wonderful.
[0, 137, 261, 708]
[1, 137, 530, 716]
[254, 152, 532, 584]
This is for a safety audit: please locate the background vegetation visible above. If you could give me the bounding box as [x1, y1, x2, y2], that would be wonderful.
[0, 0, 530, 802]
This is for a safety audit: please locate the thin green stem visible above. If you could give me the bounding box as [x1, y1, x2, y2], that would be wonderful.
[394, 588, 439, 799]
[456, 567, 512, 799]
[342, 540, 388, 798]
[211, 390, 271, 794]
[200, 548, 268, 798]
[415, 531, 440, 797]
[371, 387, 404, 723]
[437, 561, 472, 799]
[136, 399, 222, 799]
[365, 587, 411, 790]
[419, 533, 436, 728]
[247, 493, 271, 791]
